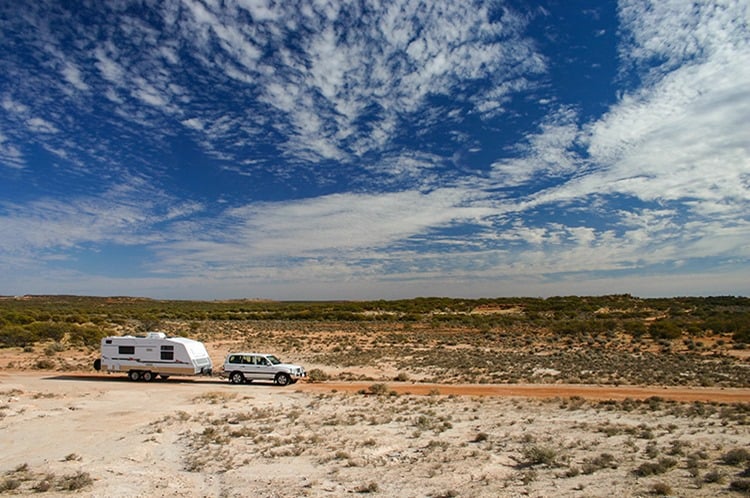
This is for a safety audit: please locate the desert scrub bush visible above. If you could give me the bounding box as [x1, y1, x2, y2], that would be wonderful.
[394, 371, 410, 381]
[472, 432, 489, 443]
[33, 358, 55, 369]
[703, 469, 724, 483]
[194, 425, 229, 445]
[192, 391, 237, 404]
[518, 469, 538, 485]
[44, 341, 67, 355]
[723, 448, 750, 466]
[368, 383, 390, 396]
[686, 453, 707, 477]
[668, 439, 688, 456]
[306, 368, 330, 382]
[0, 478, 21, 492]
[650, 481, 672, 495]
[57, 471, 93, 491]
[581, 453, 617, 474]
[0, 465, 93, 493]
[649, 319, 682, 340]
[633, 458, 677, 477]
[730, 479, 750, 494]
[433, 491, 458, 498]
[355, 481, 379, 493]
[68, 325, 108, 347]
[184, 454, 208, 472]
[0, 325, 35, 347]
[412, 412, 452, 434]
[718, 403, 750, 424]
[32, 476, 54, 492]
[521, 445, 559, 467]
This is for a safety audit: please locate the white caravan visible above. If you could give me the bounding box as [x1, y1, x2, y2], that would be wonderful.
[94, 332, 213, 381]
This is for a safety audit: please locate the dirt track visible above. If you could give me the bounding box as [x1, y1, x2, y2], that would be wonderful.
[17, 372, 750, 403]
[298, 381, 750, 402]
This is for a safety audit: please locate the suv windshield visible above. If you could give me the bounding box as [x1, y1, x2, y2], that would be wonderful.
[267, 355, 281, 365]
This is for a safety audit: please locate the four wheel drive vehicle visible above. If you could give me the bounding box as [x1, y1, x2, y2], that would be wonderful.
[223, 352, 306, 386]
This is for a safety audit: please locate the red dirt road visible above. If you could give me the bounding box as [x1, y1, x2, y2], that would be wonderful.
[298, 381, 750, 403]
[3, 372, 749, 403]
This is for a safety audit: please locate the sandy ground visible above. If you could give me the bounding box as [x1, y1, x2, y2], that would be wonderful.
[2, 372, 750, 497]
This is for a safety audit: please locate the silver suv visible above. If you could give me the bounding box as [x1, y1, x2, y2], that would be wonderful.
[223, 352, 306, 386]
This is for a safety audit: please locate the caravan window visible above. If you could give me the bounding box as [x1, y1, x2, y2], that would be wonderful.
[161, 345, 174, 360]
[118, 346, 135, 355]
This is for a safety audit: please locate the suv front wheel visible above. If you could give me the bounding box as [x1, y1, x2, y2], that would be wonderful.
[275, 373, 291, 386]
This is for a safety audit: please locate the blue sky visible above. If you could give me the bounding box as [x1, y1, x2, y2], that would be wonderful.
[1, 0, 749, 300]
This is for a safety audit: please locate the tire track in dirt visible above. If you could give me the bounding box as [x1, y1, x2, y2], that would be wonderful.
[297, 381, 750, 402]
[5, 372, 749, 403]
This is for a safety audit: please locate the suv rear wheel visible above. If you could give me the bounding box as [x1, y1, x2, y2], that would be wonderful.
[229, 371, 245, 384]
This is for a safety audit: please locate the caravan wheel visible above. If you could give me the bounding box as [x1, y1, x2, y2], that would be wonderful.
[128, 370, 141, 381]
[142, 371, 154, 382]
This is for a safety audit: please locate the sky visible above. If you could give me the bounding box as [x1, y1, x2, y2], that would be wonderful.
[0, 0, 749, 300]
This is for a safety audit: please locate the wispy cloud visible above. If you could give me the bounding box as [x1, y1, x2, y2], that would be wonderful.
[1, 0, 545, 181]
[173, 0, 545, 165]
[0, 130, 24, 169]
[0, 178, 203, 261]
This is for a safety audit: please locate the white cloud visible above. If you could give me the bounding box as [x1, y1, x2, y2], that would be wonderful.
[2, 98, 30, 115]
[234, 0, 283, 22]
[224, 188, 489, 256]
[61, 62, 89, 91]
[491, 107, 580, 187]
[94, 45, 126, 84]
[222, 0, 547, 163]
[182, 118, 205, 131]
[26, 117, 58, 134]
[131, 76, 170, 108]
[618, 0, 749, 76]
[572, 0, 750, 219]
[0, 181, 204, 261]
[0, 130, 24, 168]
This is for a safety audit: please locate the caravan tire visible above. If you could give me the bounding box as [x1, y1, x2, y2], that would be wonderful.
[93, 359, 101, 372]
[142, 371, 154, 382]
[229, 372, 245, 384]
[275, 373, 291, 386]
[128, 370, 141, 382]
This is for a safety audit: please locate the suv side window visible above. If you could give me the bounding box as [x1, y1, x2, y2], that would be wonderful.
[228, 355, 241, 364]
